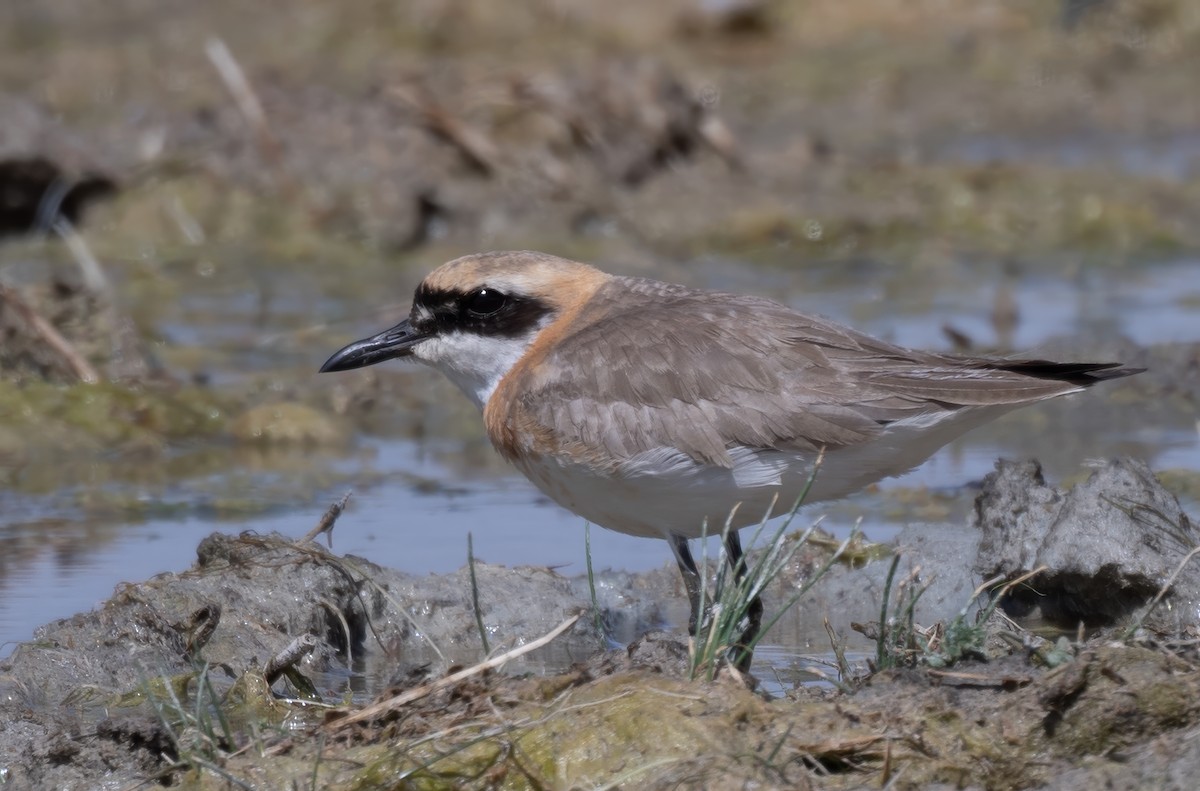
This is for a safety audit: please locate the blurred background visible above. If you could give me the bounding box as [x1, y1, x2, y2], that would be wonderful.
[1, 0, 1198, 656]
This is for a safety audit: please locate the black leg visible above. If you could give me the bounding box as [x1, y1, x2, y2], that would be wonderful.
[668, 534, 703, 635]
[725, 529, 763, 674]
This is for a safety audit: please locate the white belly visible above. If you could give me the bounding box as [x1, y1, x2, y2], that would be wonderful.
[509, 405, 1016, 540]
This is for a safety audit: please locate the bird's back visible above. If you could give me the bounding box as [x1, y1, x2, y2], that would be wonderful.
[493, 276, 1135, 470]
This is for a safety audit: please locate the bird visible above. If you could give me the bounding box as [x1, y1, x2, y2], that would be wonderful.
[319, 250, 1142, 672]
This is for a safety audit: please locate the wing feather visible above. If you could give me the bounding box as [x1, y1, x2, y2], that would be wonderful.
[514, 276, 1130, 466]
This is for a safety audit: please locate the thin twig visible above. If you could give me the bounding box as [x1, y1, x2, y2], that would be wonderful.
[53, 217, 112, 296]
[390, 84, 500, 176]
[1123, 545, 1200, 640]
[264, 633, 319, 686]
[823, 617, 853, 690]
[302, 491, 352, 545]
[205, 37, 281, 164]
[0, 283, 100, 383]
[334, 554, 447, 664]
[324, 613, 581, 732]
[189, 757, 256, 790]
[986, 566, 1046, 603]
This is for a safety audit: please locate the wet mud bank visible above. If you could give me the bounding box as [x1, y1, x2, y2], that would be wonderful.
[2, 457, 1198, 790]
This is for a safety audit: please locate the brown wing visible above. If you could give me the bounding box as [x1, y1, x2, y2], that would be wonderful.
[518, 277, 1135, 468]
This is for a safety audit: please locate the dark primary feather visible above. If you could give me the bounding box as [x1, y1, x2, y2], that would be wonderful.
[516, 277, 1140, 468]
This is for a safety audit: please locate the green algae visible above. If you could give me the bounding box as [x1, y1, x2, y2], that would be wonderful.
[702, 162, 1193, 265]
[343, 673, 775, 791]
[0, 380, 227, 453]
[229, 401, 345, 445]
[0, 378, 369, 523]
[223, 669, 291, 726]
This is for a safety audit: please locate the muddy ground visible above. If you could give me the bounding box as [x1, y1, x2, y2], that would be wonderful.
[2, 457, 1199, 789]
[3, 0, 1200, 789]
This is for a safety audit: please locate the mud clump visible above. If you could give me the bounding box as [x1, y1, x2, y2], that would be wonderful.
[0, 531, 603, 789]
[974, 457, 1200, 632]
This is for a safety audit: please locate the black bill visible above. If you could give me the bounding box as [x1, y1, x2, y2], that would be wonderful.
[318, 319, 428, 372]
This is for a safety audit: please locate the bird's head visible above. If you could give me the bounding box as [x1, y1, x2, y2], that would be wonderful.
[319, 251, 609, 409]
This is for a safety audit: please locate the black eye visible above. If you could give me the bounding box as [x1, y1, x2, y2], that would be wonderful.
[464, 287, 507, 317]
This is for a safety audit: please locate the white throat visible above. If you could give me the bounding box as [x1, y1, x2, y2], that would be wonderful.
[411, 329, 541, 410]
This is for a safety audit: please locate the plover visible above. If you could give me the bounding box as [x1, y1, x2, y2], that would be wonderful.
[320, 250, 1141, 671]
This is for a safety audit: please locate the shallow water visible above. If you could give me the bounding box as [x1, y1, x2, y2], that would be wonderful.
[940, 133, 1200, 182]
[2, 255, 1198, 675]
